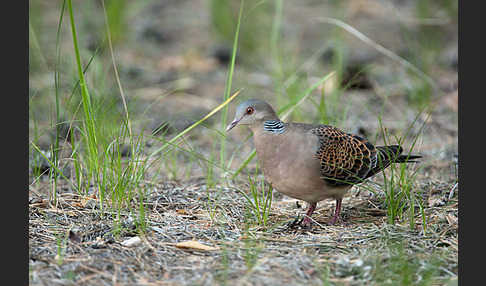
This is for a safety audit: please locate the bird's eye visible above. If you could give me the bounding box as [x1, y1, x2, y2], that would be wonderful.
[246, 107, 254, 114]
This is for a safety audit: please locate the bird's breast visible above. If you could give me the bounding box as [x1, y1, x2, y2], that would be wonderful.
[253, 130, 346, 202]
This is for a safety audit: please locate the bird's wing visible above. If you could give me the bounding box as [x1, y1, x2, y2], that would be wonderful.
[310, 125, 381, 186]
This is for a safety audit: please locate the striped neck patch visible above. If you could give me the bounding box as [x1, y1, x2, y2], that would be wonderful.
[263, 120, 286, 134]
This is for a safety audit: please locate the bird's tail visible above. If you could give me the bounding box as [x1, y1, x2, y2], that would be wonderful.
[396, 154, 422, 163]
[377, 145, 422, 163]
[360, 145, 422, 181]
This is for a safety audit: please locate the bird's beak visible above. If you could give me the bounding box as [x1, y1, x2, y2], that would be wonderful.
[226, 119, 239, 132]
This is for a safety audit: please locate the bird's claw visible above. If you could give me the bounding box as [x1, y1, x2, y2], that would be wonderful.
[285, 216, 312, 230]
[286, 216, 303, 229]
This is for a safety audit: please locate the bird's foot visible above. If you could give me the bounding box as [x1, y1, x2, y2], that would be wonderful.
[327, 214, 344, 225]
[300, 216, 313, 229]
[286, 216, 303, 229]
[285, 216, 313, 230]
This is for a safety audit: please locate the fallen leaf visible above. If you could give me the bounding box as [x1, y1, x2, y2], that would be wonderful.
[29, 197, 47, 207]
[72, 202, 84, 208]
[175, 240, 218, 251]
[78, 195, 99, 209]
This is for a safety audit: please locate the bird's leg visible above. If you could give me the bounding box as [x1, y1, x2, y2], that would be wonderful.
[329, 198, 342, 225]
[301, 202, 317, 228]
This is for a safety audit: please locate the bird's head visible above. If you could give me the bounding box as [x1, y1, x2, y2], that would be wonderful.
[226, 99, 279, 131]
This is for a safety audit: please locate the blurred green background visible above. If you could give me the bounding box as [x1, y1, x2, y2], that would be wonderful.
[29, 0, 458, 180]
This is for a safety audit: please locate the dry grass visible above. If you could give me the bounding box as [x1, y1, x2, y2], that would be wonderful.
[30, 168, 457, 285]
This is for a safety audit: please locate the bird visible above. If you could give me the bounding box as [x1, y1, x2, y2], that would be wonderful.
[226, 98, 421, 228]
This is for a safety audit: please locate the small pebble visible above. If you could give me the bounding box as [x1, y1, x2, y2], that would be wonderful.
[121, 236, 142, 247]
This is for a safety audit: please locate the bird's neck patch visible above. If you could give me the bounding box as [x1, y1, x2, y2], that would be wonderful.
[263, 120, 286, 134]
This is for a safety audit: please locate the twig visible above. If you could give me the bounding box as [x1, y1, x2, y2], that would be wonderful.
[314, 17, 441, 95]
[448, 182, 458, 200]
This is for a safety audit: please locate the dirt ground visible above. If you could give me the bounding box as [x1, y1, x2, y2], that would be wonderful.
[29, 0, 458, 285]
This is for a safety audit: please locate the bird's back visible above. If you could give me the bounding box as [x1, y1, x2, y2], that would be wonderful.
[309, 124, 420, 185]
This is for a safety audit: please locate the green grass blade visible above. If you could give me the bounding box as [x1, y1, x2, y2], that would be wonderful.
[220, 0, 245, 169]
[67, 0, 100, 184]
[315, 17, 440, 94]
[31, 142, 77, 192]
[149, 89, 242, 159]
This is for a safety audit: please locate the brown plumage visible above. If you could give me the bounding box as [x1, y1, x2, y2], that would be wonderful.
[226, 99, 421, 228]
